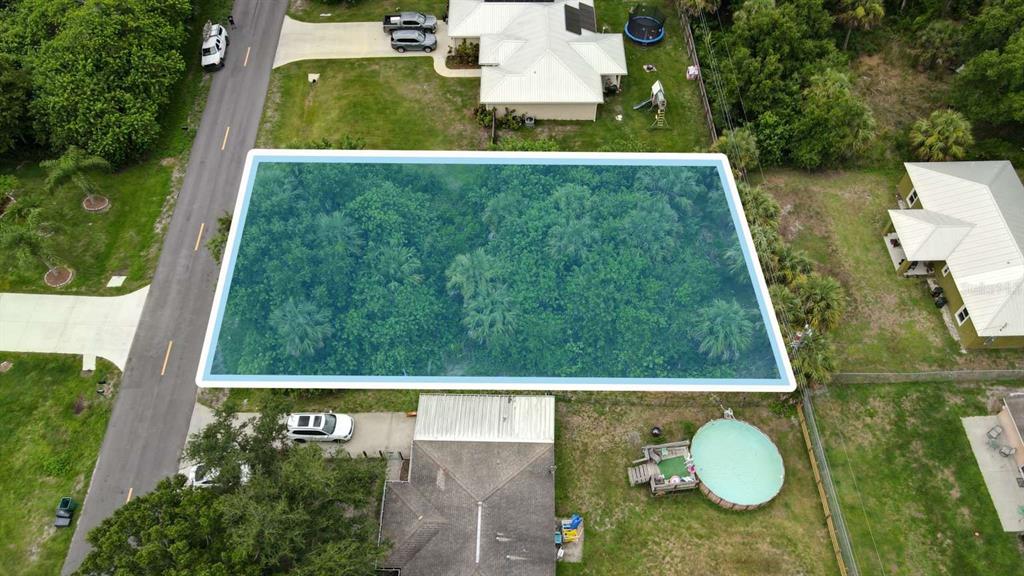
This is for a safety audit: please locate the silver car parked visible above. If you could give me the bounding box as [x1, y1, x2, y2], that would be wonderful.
[390, 29, 437, 53]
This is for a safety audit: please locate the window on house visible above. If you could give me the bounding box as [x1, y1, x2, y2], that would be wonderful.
[941, 264, 950, 277]
[955, 305, 970, 325]
[907, 189, 919, 206]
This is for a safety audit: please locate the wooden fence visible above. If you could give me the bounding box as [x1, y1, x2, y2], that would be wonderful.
[676, 10, 717, 144]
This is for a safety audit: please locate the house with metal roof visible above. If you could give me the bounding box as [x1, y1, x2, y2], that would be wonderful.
[883, 161, 1024, 349]
[448, 0, 627, 120]
[379, 394, 556, 575]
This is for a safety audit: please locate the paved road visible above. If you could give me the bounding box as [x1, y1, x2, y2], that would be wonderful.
[62, 2, 287, 573]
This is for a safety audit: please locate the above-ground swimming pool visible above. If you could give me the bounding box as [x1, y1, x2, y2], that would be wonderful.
[691, 418, 785, 510]
[197, 150, 796, 392]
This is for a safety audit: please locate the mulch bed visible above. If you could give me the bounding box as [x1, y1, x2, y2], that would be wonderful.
[44, 266, 74, 288]
[82, 194, 110, 212]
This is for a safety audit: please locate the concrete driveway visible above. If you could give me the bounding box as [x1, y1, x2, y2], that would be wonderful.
[273, 16, 480, 78]
[181, 404, 415, 463]
[0, 287, 148, 370]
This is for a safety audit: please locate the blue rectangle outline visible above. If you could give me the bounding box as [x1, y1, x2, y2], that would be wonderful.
[200, 151, 793, 389]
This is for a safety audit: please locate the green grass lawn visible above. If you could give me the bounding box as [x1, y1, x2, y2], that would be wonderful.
[760, 168, 1024, 372]
[0, 354, 116, 576]
[262, 0, 708, 151]
[0, 0, 232, 295]
[289, 0, 448, 23]
[554, 394, 839, 576]
[814, 382, 1023, 575]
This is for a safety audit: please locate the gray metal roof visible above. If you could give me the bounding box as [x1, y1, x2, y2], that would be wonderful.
[415, 394, 555, 443]
[902, 161, 1024, 336]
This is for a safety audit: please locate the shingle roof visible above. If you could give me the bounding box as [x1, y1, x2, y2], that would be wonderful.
[381, 395, 556, 576]
[450, 0, 626, 105]
[902, 161, 1024, 337]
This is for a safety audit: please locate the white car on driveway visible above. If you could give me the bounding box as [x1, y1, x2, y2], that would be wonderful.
[286, 412, 354, 443]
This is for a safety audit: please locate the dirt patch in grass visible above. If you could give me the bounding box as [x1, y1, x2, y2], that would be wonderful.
[851, 40, 952, 136]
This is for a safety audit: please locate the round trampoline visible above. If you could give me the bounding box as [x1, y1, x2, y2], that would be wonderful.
[691, 418, 785, 510]
[625, 5, 666, 46]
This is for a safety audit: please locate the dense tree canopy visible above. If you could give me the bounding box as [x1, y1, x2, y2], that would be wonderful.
[213, 162, 779, 380]
[697, 0, 882, 169]
[0, 0, 193, 162]
[790, 68, 876, 169]
[0, 54, 31, 155]
[78, 407, 384, 576]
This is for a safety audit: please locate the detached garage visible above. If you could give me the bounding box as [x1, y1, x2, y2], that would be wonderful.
[379, 394, 556, 576]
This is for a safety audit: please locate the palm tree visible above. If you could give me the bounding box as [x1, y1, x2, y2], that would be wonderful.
[446, 248, 494, 300]
[724, 244, 749, 284]
[712, 127, 759, 177]
[369, 243, 422, 288]
[909, 109, 974, 162]
[316, 210, 363, 257]
[269, 298, 334, 358]
[791, 329, 837, 387]
[776, 245, 813, 285]
[692, 298, 755, 362]
[547, 214, 596, 263]
[39, 146, 111, 211]
[0, 203, 71, 285]
[768, 283, 804, 329]
[463, 284, 518, 344]
[837, 0, 884, 51]
[794, 273, 846, 331]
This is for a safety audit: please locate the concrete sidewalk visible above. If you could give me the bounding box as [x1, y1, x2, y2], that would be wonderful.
[273, 16, 481, 78]
[0, 287, 149, 370]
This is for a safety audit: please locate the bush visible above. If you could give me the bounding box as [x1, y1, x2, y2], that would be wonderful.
[450, 40, 480, 66]
[473, 105, 526, 130]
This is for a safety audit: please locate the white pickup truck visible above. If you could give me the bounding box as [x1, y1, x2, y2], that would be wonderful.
[201, 21, 229, 71]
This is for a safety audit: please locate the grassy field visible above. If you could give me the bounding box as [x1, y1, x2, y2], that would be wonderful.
[814, 382, 1023, 575]
[0, 354, 117, 576]
[554, 394, 838, 576]
[289, 0, 447, 23]
[261, 0, 708, 151]
[0, 0, 232, 294]
[759, 168, 1024, 372]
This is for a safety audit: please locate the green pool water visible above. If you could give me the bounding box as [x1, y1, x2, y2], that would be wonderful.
[691, 419, 785, 506]
[657, 456, 691, 479]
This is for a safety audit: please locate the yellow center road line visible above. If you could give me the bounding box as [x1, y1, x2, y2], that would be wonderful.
[160, 340, 174, 376]
[125, 487, 133, 503]
[221, 126, 231, 151]
[243, 46, 251, 67]
[194, 222, 206, 252]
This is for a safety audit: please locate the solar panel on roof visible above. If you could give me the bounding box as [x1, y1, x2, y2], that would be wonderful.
[564, 4, 581, 34]
[578, 3, 596, 32]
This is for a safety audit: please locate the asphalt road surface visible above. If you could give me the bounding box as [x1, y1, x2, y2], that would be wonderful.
[62, 2, 286, 573]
